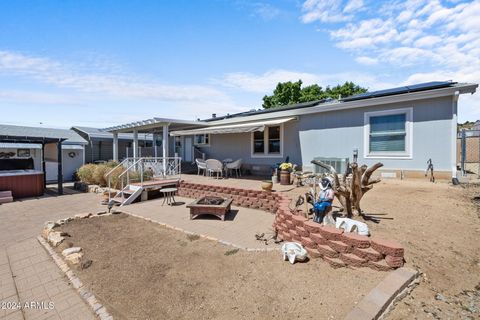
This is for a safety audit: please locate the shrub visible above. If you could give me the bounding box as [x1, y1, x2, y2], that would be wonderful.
[93, 164, 111, 186]
[76, 164, 97, 185]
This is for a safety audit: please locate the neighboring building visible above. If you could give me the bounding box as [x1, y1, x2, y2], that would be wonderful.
[105, 81, 477, 179]
[71, 126, 154, 163]
[0, 124, 87, 182]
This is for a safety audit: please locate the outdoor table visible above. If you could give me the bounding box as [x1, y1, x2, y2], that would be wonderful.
[160, 187, 178, 206]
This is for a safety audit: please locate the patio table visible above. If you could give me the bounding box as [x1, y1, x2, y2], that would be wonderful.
[160, 187, 178, 206]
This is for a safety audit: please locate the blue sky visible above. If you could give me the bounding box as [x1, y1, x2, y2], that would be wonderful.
[0, 0, 479, 128]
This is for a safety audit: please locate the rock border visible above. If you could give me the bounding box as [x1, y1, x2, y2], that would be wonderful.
[37, 235, 113, 320]
[344, 267, 419, 320]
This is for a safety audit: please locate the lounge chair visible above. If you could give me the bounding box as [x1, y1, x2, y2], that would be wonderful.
[206, 159, 224, 179]
[196, 158, 207, 176]
[225, 159, 242, 177]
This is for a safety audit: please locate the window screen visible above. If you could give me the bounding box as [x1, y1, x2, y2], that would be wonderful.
[369, 114, 406, 152]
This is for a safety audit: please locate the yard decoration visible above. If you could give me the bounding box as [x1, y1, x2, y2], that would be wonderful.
[311, 160, 383, 217]
[279, 162, 294, 185]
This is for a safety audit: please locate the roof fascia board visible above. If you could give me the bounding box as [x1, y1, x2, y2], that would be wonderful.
[205, 84, 477, 126]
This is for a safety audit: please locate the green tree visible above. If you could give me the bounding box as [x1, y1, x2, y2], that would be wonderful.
[262, 80, 368, 109]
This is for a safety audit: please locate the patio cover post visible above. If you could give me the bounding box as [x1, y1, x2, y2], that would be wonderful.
[163, 124, 169, 172]
[113, 132, 119, 162]
[41, 143, 46, 188]
[133, 130, 138, 159]
[57, 139, 63, 195]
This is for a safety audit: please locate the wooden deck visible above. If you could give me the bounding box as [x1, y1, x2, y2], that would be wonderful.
[131, 179, 180, 190]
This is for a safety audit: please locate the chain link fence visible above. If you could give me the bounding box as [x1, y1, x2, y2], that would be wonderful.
[457, 129, 480, 177]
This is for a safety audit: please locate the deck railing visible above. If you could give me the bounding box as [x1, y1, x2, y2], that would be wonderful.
[106, 157, 182, 201]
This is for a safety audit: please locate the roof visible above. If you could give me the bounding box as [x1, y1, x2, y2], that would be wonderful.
[0, 124, 87, 145]
[104, 117, 206, 134]
[0, 143, 42, 149]
[72, 126, 153, 140]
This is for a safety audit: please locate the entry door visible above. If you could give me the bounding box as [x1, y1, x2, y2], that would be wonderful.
[184, 137, 193, 162]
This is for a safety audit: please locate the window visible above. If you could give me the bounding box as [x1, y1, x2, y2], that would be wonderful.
[364, 108, 412, 158]
[251, 125, 283, 158]
[194, 134, 210, 146]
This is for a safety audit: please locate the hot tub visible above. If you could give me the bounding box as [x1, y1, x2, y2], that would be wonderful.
[0, 170, 44, 198]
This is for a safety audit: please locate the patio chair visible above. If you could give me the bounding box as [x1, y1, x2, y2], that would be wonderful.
[206, 159, 224, 179]
[225, 158, 243, 178]
[196, 158, 207, 176]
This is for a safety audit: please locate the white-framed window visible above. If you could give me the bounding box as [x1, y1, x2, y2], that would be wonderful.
[194, 134, 210, 146]
[364, 107, 413, 159]
[251, 125, 283, 158]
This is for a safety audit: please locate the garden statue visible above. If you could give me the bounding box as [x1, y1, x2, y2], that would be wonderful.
[313, 177, 335, 223]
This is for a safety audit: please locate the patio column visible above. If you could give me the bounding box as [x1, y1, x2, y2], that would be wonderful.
[451, 91, 459, 180]
[57, 139, 63, 195]
[133, 130, 138, 159]
[162, 124, 169, 173]
[113, 132, 119, 162]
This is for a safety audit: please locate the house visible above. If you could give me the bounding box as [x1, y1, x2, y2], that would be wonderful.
[105, 81, 478, 180]
[71, 126, 154, 163]
[0, 124, 87, 183]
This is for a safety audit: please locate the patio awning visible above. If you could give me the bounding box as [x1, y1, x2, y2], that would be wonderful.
[0, 143, 42, 149]
[170, 117, 297, 136]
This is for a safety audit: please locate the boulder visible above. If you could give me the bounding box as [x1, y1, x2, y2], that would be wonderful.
[75, 212, 92, 219]
[62, 247, 82, 257]
[47, 232, 65, 247]
[65, 252, 84, 264]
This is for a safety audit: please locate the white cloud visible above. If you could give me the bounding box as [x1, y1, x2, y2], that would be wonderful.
[355, 56, 378, 65]
[0, 50, 230, 103]
[301, 0, 357, 23]
[343, 0, 364, 13]
[251, 3, 282, 21]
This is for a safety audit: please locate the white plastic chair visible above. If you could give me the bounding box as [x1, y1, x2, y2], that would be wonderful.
[196, 158, 207, 176]
[226, 159, 242, 178]
[206, 159, 224, 179]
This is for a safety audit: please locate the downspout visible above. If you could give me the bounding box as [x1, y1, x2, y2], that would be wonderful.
[452, 91, 460, 180]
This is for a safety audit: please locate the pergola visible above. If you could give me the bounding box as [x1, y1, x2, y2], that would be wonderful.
[0, 135, 66, 194]
[105, 118, 206, 161]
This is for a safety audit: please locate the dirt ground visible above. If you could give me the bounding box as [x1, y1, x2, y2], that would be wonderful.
[288, 179, 480, 319]
[54, 214, 384, 320]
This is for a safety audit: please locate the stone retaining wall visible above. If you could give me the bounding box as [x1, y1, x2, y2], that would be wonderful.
[177, 181, 405, 271]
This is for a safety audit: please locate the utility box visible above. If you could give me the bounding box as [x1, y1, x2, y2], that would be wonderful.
[313, 157, 349, 174]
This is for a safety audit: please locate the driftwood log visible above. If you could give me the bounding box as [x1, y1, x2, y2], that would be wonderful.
[311, 160, 383, 217]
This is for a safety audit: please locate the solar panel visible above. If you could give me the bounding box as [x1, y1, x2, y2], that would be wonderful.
[342, 81, 454, 102]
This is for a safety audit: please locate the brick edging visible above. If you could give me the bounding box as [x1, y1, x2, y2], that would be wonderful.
[344, 267, 419, 320]
[36, 236, 113, 320]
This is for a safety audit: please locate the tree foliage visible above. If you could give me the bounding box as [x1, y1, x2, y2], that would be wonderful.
[262, 80, 368, 109]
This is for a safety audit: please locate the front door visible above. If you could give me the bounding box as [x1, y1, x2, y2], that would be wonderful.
[184, 137, 193, 162]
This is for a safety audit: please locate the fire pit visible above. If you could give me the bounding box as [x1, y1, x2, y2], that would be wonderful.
[187, 196, 233, 221]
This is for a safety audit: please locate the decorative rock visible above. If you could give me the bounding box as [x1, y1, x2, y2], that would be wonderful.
[62, 247, 82, 257]
[47, 232, 65, 247]
[318, 225, 344, 241]
[342, 233, 371, 248]
[65, 252, 84, 264]
[371, 238, 404, 257]
[385, 255, 404, 268]
[81, 259, 93, 270]
[340, 253, 367, 267]
[96, 210, 108, 216]
[353, 247, 384, 262]
[75, 212, 92, 219]
[44, 221, 59, 230]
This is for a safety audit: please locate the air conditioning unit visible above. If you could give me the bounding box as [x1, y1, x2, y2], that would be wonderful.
[312, 157, 349, 174]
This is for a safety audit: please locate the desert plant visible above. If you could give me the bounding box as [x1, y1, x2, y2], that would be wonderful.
[76, 164, 97, 185]
[93, 164, 111, 186]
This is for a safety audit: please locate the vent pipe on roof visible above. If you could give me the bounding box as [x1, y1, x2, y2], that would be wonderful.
[212, 113, 216, 118]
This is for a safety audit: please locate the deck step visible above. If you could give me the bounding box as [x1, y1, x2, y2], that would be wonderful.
[0, 191, 13, 204]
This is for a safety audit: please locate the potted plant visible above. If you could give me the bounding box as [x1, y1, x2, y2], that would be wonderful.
[261, 179, 273, 192]
[279, 162, 293, 185]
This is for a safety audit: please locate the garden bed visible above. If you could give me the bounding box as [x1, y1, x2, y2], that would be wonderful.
[53, 213, 384, 319]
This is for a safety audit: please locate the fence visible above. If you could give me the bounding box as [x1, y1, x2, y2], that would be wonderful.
[457, 129, 480, 176]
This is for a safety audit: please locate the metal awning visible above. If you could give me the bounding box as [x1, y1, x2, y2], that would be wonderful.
[170, 117, 296, 136]
[0, 143, 42, 149]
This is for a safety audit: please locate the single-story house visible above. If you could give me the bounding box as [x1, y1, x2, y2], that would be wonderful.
[0, 124, 87, 184]
[71, 126, 153, 163]
[105, 81, 478, 180]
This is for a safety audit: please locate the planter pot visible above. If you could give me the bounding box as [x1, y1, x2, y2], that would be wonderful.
[280, 170, 292, 185]
[261, 180, 273, 192]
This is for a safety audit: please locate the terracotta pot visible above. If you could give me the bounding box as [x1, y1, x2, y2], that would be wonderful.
[261, 180, 273, 192]
[280, 170, 292, 185]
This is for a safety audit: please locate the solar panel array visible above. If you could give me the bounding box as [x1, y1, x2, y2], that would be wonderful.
[342, 81, 455, 102]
